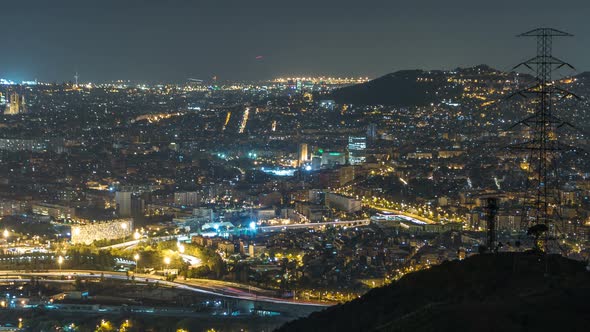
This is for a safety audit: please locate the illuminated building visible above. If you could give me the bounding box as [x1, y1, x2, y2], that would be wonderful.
[320, 151, 346, 168]
[295, 201, 327, 221]
[248, 243, 267, 257]
[32, 203, 76, 220]
[326, 192, 362, 213]
[348, 136, 366, 165]
[174, 191, 200, 207]
[0, 199, 27, 216]
[0, 137, 65, 153]
[70, 218, 134, 245]
[4, 92, 27, 115]
[319, 100, 335, 110]
[298, 143, 309, 167]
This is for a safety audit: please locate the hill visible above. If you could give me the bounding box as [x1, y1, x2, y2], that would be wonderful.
[330, 69, 460, 106]
[276, 252, 590, 332]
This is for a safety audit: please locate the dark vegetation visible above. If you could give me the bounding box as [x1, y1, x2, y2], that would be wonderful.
[276, 252, 590, 332]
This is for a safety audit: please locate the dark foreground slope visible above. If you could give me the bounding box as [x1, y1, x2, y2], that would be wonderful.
[276, 253, 590, 332]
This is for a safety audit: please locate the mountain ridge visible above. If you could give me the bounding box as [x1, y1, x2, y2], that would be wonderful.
[328, 64, 581, 106]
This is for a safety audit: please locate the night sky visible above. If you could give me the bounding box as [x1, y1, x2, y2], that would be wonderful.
[1, 0, 589, 83]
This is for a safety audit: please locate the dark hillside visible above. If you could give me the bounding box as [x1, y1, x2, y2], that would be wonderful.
[330, 69, 460, 106]
[276, 252, 590, 332]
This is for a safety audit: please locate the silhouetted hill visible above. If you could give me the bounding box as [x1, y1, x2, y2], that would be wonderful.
[330, 69, 461, 106]
[573, 71, 590, 84]
[276, 253, 590, 332]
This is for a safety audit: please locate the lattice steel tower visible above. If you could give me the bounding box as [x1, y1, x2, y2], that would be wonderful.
[511, 28, 576, 250]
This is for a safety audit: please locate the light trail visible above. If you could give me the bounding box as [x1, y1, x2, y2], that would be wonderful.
[222, 111, 231, 131]
[0, 270, 330, 307]
[238, 107, 249, 134]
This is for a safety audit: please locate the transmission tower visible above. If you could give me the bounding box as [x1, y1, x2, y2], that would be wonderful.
[510, 28, 578, 250]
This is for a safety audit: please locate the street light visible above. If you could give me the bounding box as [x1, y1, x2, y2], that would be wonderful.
[57, 256, 64, 271]
[134, 253, 140, 273]
[163, 257, 171, 275]
[133, 231, 141, 240]
[2, 229, 8, 241]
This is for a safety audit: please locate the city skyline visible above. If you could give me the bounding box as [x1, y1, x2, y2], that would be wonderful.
[1, 0, 590, 82]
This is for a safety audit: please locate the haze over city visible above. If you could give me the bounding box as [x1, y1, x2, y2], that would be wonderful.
[1, 0, 590, 82]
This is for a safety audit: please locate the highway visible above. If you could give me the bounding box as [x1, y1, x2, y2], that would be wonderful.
[0, 270, 330, 308]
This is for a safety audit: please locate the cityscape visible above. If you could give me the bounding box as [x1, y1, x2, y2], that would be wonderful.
[1, 1, 590, 332]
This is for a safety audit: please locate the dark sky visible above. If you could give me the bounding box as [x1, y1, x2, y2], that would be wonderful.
[1, 0, 589, 83]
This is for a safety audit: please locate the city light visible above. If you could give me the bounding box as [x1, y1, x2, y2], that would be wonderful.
[57, 256, 64, 270]
[0, 11, 587, 331]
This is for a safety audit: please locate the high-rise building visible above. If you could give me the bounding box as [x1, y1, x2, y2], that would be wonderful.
[175, 191, 200, 207]
[348, 136, 367, 165]
[4, 92, 27, 115]
[115, 192, 132, 217]
[311, 156, 322, 171]
[298, 143, 309, 167]
[367, 123, 378, 139]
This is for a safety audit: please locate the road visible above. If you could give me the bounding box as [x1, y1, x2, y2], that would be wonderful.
[368, 205, 436, 224]
[0, 270, 330, 308]
[259, 219, 370, 232]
